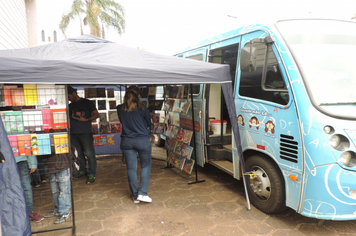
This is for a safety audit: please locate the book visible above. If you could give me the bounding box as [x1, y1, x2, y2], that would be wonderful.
[31, 134, 40, 155]
[4, 111, 24, 134]
[167, 100, 175, 112]
[169, 139, 177, 152]
[99, 113, 107, 122]
[110, 122, 122, 133]
[99, 122, 110, 134]
[0, 84, 5, 106]
[11, 87, 25, 106]
[4, 85, 17, 106]
[107, 88, 114, 98]
[178, 155, 186, 169]
[97, 88, 106, 98]
[88, 88, 97, 98]
[53, 134, 68, 154]
[171, 112, 180, 127]
[56, 85, 66, 105]
[165, 125, 173, 137]
[176, 128, 184, 142]
[182, 145, 193, 160]
[153, 123, 165, 134]
[100, 135, 108, 145]
[169, 126, 179, 139]
[172, 154, 182, 168]
[106, 134, 115, 146]
[37, 84, 57, 105]
[37, 134, 51, 155]
[174, 141, 185, 155]
[42, 108, 53, 132]
[8, 135, 19, 156]
[17, 134, 32, 156]
[93, 135, 102, 146]
[179, 100, 191, 114]
[109, 100, 116, 109]
[148, 87, 156, 96]
[23, 84, 39, 106]
[172, 99, 180, 112]
[183, 129, 193, 144]
[152, 113, 160, 123]
[92, 123, 99, 134]
[108, 110, 119, 122]
[97, 100, 107, 110]
[182, 159, 195, 174]
[23, 109, 43, 132]
[51, 108, 67, 129]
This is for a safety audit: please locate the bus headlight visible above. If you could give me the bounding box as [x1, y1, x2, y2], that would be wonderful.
[340, 151, 356, 168]
[324, 125, 334, 134]
[329, 134, 350, 151]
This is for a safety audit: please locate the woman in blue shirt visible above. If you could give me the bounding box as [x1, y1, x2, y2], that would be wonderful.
[117, 89, 152, 203]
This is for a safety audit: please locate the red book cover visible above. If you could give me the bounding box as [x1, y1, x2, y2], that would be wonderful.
[176, 128, 184, 142]
[42, 108, 53, 131]
[17, 134, 32, 156]
[51, 108, 67, 129]
[4, 85, 17, 106]
[8, 135, 19, 156]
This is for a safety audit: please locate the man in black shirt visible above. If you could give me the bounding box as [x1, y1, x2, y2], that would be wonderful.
[68, 86, 99, 184]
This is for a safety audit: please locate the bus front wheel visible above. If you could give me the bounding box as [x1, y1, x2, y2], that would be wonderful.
[245, 155, 286, 214]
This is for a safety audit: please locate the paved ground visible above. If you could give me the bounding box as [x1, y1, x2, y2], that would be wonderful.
[30, 146, 356, 236]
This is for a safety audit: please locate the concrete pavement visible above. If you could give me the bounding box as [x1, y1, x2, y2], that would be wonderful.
[30, 146, 356, 236]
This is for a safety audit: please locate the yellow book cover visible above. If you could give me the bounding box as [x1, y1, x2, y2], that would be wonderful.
[31, 134, 39, 155]
[24, 84, 39, 106]
[53, 134, 68, 154]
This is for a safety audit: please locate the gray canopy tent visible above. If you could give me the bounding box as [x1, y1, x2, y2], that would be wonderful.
[0, 35, 247, 235]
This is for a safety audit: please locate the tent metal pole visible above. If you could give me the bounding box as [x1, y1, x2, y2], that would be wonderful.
[188, 84, 205, 185]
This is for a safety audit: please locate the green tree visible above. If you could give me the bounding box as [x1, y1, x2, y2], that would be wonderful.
[59, 0, 125, 39]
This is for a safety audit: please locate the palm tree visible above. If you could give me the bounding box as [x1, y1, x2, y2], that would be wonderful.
[59, 0, 125, 39]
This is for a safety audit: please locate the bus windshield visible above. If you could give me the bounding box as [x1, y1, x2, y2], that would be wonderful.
[277, 20, 356, 116]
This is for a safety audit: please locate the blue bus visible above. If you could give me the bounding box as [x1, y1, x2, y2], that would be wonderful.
[174, 19, 356, 220]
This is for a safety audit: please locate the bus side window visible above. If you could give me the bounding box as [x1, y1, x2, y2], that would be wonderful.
[239, 43, 289, 105]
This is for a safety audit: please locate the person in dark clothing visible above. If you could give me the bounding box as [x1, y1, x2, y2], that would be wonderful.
[67, 86, 99, 184]
[117, 89, 152, 203]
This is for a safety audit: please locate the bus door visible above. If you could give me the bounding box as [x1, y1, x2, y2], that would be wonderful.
[181, 48, 208, 167]
[206, 37, 240, 176]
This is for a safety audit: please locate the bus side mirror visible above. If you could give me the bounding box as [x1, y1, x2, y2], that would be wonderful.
[240, 45, 257, 72]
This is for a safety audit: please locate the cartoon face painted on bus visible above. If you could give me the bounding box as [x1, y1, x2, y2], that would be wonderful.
[249, 116, 259, 129]
[265, 120, 275, 134]
[237, 115, 244, 126]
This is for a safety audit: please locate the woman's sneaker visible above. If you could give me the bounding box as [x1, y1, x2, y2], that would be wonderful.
[54, 213, 71, 224]
[137, 195, 152, 203]
[29, 211, 44, 223]
[132, 196, 140, 204]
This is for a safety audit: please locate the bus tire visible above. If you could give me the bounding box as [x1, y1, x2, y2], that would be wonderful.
[153, 134, 165, 147]
[245, 155, 286, 214]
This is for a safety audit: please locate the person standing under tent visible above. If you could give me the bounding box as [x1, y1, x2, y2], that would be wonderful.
[15, 154, 44, 222]
[117, 89, 153, 203]
[67, 86, 99, 184]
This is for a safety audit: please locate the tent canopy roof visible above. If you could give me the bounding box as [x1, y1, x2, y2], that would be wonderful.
[0, 35, 231, 85]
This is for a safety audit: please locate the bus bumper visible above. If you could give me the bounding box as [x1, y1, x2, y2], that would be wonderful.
[300, 163, 356, 220]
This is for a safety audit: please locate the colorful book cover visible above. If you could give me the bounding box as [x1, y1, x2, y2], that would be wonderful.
[167, 100, 175, 112]
[8, 135, 19, 156]
[37, 134, 51, 155]
[176, 128, 184, 142]
[165, 124, 173, 137]
[37, 84, 57, 105]
[172, 154, 182, 168]
[92, 123, 99, 134]
[98, 100, 107, 110]
[169, 140, 177, 152]
[51, 108, 67, 129]
[11, 87, 25, 106]
[178, 155, 186, 169]
[179, 100, 191, 114]
[17, 134, 32, 156]
[162, 101, 170, 111]
[172, 99, 180, 112]
[88, 88, 97, 98]
[108, 111, 119, 122]
[4, 85, 17, 106]
[109, 100, 116, 109]
[106, 134, 115, 146]
[99, 122, 110, 134]
[174, 141, 185, 155]
[93, 135, 101, 146]
[42, 108, 53, 131]
[182, 129, 193, 144]
[53, 134, 68, 154]
[99, 113, 107, 122]
[153, 123, 165, 134]
[100, 135, 108, 145]
[182, 145, 193, 160]
[96, 88, 106, 98]
[4, 111, 24, 133]
[169, 126, 178, 139]
[31, 134, 40, 155]
[171, 112, 180, 127]
[182, 159, 195, 174]
[23, 109, 43, 132]
[0, 84, 5, 106]
[110, 122, 122, 133]
[23, 84, 39, 106]
[107, 88, 115, 98]
[152, 113, 160, 123]
[55, 85, 66, 105]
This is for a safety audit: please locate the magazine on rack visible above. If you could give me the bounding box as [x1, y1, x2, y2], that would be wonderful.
[153, 123, 165, 134]
[98, 100, 107, 110]
[182, 145, 193, 160]
[176, 128, 184, 142]
[182, 129, 193, 144]
[182, 159, 195, 174]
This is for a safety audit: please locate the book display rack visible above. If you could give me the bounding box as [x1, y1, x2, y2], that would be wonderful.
[0, 83, 74, 234]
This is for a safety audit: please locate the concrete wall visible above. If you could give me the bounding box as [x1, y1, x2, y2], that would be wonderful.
[0, 0, 29, 49]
